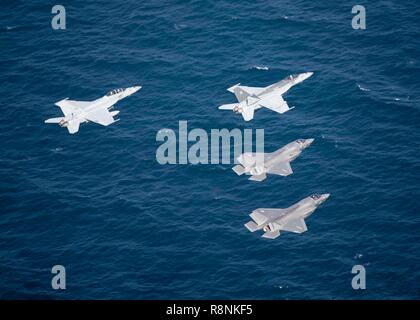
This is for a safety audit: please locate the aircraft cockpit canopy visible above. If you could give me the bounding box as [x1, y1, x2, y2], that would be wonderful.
[106, 88, 125, 96]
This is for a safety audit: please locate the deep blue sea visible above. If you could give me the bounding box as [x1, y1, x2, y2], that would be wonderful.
[0, 0, 419, 299]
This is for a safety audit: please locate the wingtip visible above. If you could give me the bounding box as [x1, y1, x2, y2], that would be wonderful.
[54, 97, 69, 106]
[227, 83, 241, 93]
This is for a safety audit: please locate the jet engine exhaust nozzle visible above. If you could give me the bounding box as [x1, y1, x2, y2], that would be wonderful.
[250, 165, 264, 176]
[233, 106, 243, 114]
[59, 119, 69, 128]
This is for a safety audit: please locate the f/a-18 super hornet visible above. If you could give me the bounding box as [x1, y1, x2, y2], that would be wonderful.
[232, 138, 314, 182]
[45, 86, 142, 134]
[218, 72, 313, 121]
[245, 194, 330, 239]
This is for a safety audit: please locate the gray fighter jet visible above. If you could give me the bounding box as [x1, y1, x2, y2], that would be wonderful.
[232, 138, 314, 182]
[218, 72, 313, 121]
[245, 194, 330, 239]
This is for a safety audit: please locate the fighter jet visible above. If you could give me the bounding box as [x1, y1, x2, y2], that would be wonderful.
[218, 72, 313, 121]
[45, 86, 142, 134]
[232, 138, 314, 182]
[245, 194, 330, 239]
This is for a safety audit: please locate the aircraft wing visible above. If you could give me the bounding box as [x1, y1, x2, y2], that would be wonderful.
[237, 152, 255, 167]
[239, 86, 265, 96]
[281, 218, 307, 233]
[228, 84, 264, 102]
[267, 161, 293, 176]
[55, 99, 91, 117]
[250, 208, 287, 225]
[250, 210, 269, 226]
[85, 107, 115, 126]
[258, 93, 291, 114]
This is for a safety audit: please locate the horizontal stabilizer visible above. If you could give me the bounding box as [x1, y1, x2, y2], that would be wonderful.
[45, 117, 64, 124]
[262, 230, 280, 239]
[249, 173, 267, 182]
[244, 221, 259, 232]
[232, 165, 246, 175]
[218, 103, 237, 110]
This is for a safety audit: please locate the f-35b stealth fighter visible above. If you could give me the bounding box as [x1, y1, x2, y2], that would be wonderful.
[45, 86, 141, 134]
[232, 138, 314, 182]
[218, 72, 313, 121]
[245, 194, 330, 239]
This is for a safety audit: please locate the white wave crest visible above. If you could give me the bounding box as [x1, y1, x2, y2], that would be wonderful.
[252, 65, 269, 71]
[357, 83, 370, 92]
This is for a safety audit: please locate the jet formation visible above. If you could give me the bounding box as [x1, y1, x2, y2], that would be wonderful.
[45, 86, 141, 134]
[44, 72, 328, 240]
[245, 194, 330, 239]
[233, 138, 314, 182]
[218, 72, 313, 121]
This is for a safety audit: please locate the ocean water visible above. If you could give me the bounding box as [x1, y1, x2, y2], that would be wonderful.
[0, 0, 419, 299]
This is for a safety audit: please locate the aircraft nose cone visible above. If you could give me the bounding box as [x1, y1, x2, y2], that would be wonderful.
[300, 138, 314, 149]
[305, 138, 314, 147]
[323, 193, 330, 198]
[303, 72, 314, 79]
[297, 72, 313, 81]
[311, 193, 330, 205]
[320, 193, 330, 202]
